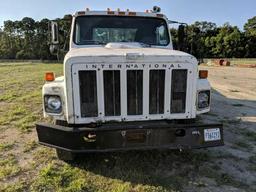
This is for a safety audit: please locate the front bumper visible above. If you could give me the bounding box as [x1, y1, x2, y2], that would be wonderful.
[36, 121, 224, 153]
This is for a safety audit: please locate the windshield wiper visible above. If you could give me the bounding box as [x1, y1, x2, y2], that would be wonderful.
[137, 42, 151, 47]
[80, 40, 105, 45]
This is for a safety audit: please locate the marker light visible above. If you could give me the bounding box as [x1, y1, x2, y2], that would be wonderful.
[199, 70, 208, 79]
[118, 11, 125, 15]
[45, 72, 55, 81]
[108, 11, 115, 15]
[128, 12, 136, 16]
[157, 14, 164, 18]
[77, 11, 85, 16]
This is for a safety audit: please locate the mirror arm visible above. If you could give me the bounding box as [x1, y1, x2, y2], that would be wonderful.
[168, 20, 188, 27]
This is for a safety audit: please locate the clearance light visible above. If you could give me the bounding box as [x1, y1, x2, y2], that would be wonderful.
[108, 11, 115, 15]
[128, 12, 136, 16]
[77, 11, 85, 16]
[157, 14, 164, 18]
[118, 11, 126, 15]
[199, 70, 208, 79]
[45, 72, 55, 81]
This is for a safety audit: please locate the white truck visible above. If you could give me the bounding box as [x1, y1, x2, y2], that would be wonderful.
[36, 7, 224, 161]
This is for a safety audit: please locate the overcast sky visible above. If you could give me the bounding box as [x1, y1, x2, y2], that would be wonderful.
[0, 0, 255, 29]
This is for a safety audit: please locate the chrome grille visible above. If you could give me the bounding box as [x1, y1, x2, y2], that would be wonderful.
[78, 67, 188, 119]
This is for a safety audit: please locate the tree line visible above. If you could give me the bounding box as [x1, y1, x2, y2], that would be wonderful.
[0, 15, 256, 60]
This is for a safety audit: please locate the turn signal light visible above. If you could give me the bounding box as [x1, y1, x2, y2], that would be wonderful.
[45, 72, 55, 81]
[199, 70, 208, 79]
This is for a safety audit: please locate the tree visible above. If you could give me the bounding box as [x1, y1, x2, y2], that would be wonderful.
[244, 16, 256, 57]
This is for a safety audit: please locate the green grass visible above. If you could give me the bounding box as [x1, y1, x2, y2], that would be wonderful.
[232, 140, 253, 151]
[0, 63, 62, 131]
[0, 142, 14, 152]
[23, 140, 38, 153]
[0, 155, 21, 180]
[0, 181, 27, 192]
[232, 103, 244, 107]
[240, 129, 256, 142]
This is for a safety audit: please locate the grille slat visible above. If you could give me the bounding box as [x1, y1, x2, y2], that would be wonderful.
[103, 71, 121, 116]
[149, 70, 165, 114]
[127, 70, 143, 115]
[171, 69, 187, 113]
[79, 71, 98, 117]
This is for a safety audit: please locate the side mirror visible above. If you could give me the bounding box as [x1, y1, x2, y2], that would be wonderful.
[50, 21, 59, 55]
[50, 44, 59, 55]
[178, 25, 186, 51]
[51, 21, 59, 45]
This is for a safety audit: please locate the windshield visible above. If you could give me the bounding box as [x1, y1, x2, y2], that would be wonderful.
[74, 16, 170, 46]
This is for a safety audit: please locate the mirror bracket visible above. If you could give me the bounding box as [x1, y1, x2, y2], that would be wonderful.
[51, 21, 59, 45]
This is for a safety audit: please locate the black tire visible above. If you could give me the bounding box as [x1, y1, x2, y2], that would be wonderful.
[56, 149, 76, 162]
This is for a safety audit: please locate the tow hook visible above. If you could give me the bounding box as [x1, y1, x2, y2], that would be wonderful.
[83, 133, 97, 143]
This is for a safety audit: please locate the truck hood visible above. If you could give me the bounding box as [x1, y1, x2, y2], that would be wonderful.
[64, 46, 197, 64]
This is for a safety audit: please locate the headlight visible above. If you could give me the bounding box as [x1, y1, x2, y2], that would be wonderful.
[198, 91, 210, 109]
[44, 95, 62, 114]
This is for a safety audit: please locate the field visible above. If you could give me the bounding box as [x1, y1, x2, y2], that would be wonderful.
[0, 63, 255, 192]
[204, 58, 256, 67]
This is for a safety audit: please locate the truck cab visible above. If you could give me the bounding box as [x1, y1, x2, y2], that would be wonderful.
[36, 7, 223, 161]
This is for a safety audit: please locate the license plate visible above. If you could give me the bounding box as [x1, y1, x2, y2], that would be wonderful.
[204, 128, 221, 141]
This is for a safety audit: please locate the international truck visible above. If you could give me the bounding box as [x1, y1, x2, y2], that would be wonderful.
[36, 7, 224, 161]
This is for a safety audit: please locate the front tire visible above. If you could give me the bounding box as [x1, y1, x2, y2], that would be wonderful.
[56, 149, 76, 162]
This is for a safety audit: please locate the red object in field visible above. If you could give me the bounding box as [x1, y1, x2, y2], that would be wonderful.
[214, 59, 231, 66]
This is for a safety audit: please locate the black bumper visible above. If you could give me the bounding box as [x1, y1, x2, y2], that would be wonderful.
[36, 121, 224, 153]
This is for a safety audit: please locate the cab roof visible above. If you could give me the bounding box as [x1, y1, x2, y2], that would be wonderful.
[74, 10, 168, 20]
